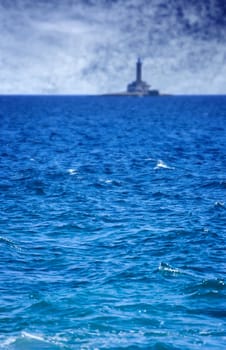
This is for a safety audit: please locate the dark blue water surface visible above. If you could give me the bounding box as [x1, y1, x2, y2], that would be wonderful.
[0, 95, 225, 349]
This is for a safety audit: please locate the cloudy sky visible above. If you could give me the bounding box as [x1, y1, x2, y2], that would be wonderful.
[0, 0, 226, 94]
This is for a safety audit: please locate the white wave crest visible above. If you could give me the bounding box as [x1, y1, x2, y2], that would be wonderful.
[154, 159, 174, 170]
[67, 168, 77, 175]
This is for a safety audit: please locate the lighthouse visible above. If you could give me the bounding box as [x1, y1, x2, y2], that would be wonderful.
[104, 58, 160, 96]
[127, 58, 155, 95]
[136, 57, 142, 82]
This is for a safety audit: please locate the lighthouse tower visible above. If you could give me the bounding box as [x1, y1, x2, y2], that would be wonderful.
[136, 57, 142, 82]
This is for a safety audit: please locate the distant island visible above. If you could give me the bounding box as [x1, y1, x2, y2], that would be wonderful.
[104, 58, 161, 96]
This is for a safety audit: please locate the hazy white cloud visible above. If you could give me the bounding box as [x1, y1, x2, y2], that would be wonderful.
[0, 0, 225, 94]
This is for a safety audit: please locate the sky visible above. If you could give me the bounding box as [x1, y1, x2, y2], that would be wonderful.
[0, 0, 226, 95]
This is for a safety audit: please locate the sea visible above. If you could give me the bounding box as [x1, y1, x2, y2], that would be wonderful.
[0, 95, 225, 350]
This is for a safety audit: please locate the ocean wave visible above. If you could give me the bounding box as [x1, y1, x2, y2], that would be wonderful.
[157, 263, 182, 276]
[201, 180, 226, 189]
[154, 160, 175, 170]
[0, 332, 64, 349]
[67, 168, 77, 175]
[0, 236, 21, 251]
[214, 201, 225, 209]
[186, 278, 225, 298]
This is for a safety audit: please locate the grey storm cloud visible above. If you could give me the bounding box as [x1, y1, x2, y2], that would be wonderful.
[0, 0, 226, 94]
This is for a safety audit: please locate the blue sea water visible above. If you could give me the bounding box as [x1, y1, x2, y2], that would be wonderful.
[0, 95, 225, 349]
